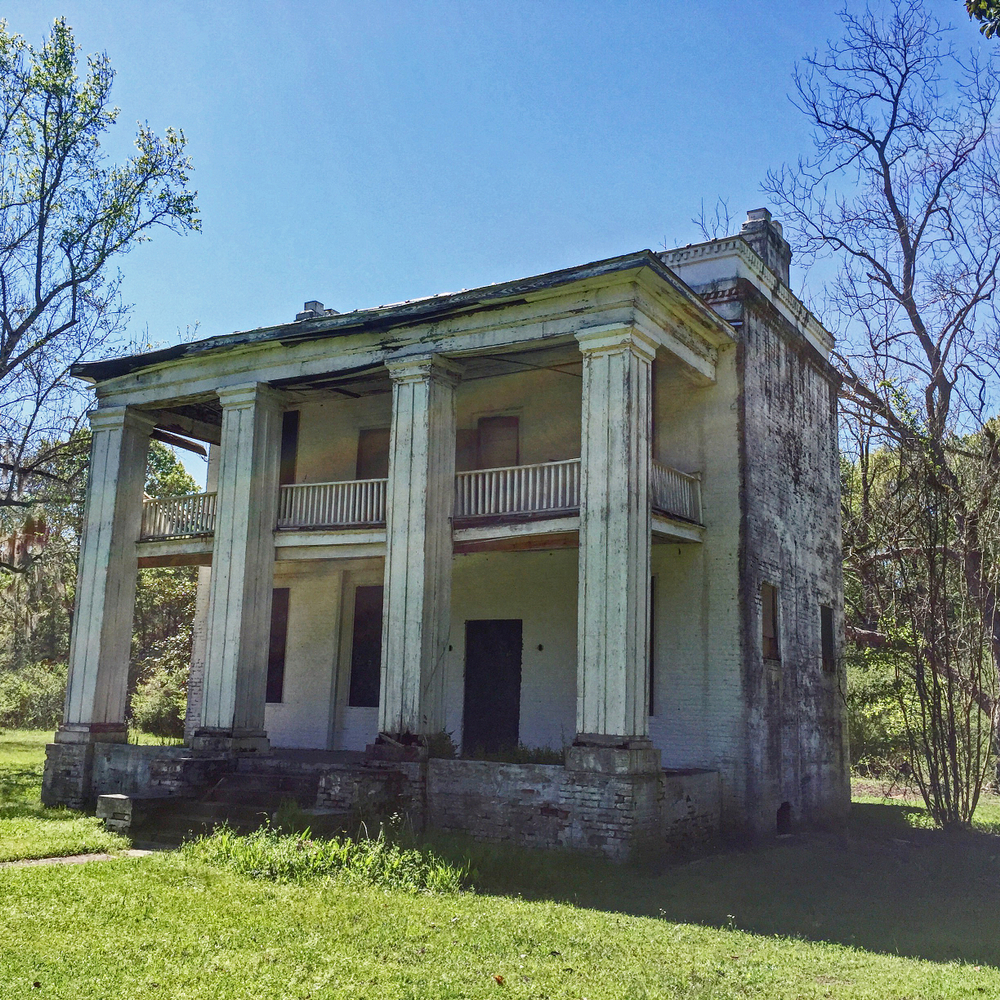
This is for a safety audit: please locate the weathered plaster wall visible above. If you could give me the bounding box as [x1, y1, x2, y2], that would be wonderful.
[649, 348, 746, 825]
[264, 560, 344, 750]
[455, 366, 581, 466]
[736, 285, 850, 835]
[290, 366, 582, 488]
[446, 547, 578, 752]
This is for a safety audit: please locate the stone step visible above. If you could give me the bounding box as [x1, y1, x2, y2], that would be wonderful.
[203, 771, 320, 809]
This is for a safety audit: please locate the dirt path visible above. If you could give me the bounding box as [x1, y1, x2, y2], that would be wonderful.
[0, 849, 155, 869]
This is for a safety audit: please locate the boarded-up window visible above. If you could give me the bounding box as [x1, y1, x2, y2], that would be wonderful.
[455, 428, 478, 472]
[821, 605, 836, 673]
[356, 428, 391, 480]
[266, 588, 290, 703]
[762, 583, 780, 661]
[348, 585, 384, 708]
[279, 412, 299, 486]
[477, 415, 519, 469]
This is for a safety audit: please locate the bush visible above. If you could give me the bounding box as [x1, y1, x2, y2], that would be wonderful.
[0, 660, 66, 729]
[184, 825, 470, 893]
[130, 660, 187, 739]
[846, 655, 911, 780]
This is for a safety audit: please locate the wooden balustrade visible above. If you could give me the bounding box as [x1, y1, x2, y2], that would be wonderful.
[139, 459, 701, 539]
[651, 461, 702, 523]
[455, 458, 581, 518]
[277, 478, 387, 529]
[140, 492, 217, 540]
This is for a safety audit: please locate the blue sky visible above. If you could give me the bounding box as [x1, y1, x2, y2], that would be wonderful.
[2, 1, 990, 482]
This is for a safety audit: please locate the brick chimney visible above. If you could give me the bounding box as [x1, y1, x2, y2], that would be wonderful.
[740, 208, 791, 285]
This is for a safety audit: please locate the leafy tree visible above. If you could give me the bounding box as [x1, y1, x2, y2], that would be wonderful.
[765, 0, 1000, 825]
[0, 438, 198, 733]
[0, 17, 199, 568]
[967, 0, 1000, 38]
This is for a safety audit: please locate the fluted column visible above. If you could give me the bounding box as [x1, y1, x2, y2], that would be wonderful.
[575, 327, 655, 743]
[379, 356, 461, 739]
[58, 406, 155, 743]
[193, 383, 282, 753]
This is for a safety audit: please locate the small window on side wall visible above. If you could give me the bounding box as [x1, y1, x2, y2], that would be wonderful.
[821, 605, 836, 673]
[761, 583, 780, 661]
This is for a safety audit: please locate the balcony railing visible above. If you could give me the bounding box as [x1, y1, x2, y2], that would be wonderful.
[277, 478, 387, 529]
[651, 461, 702, 523]
[455, 458, 581, 519]
[138, 459, 702, 540]
[140, 491, 217, 540]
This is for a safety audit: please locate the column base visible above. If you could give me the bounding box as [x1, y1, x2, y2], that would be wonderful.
[189, 728, 271, 754]
[54, 723, 128, 745]
[566, 738, 661, 775]
[366, 732, 429, 762]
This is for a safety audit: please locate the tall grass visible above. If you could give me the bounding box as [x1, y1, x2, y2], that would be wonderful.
[184, 824, 470, 893]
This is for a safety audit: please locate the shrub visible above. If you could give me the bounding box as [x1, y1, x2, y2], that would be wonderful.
[184, 825, 470, 893]
[846, 656, 911, 780]
[0, 660, 66, 729]
[130, 660, 187, 738]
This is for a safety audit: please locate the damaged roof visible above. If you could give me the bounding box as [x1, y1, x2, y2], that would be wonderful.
[72, 249, 732, 384]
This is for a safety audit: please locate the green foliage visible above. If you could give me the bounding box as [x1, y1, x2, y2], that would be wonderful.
[845, 653, 909, 779]
[0, 17, 199, 521]
[967, 0, 1000, 38]
[184, 825, 470, 893]
[129, 653, 187, 739]
[0, 661, 66, 729]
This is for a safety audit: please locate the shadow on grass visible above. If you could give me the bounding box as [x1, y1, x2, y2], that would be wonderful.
[423, 800, 1000, 969]
[0, 764, 44, 805]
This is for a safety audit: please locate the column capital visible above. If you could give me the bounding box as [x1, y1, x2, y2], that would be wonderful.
[87, 405, 157, 436]
[386, 355, 463, 387]
[216, 382, 283, 411]
[575, 325, 657, 363]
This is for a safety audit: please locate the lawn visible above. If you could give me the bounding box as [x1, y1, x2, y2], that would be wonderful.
[3, 729, 1000, 998]
[0, 729, 128, 863]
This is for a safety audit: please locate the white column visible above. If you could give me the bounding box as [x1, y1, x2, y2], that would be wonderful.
[58, 406, 155, 743]
[575, 327, 656, 743]
[379, 356, 460, 738]
[194, 384, 282, 752]
[184, 444, 219, 743]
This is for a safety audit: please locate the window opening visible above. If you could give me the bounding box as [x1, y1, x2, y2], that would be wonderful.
[356, 427, 391, 480]
[762, 582, 780, 661]
[477, 415, 519, 469]
[266, 588, 290, 703]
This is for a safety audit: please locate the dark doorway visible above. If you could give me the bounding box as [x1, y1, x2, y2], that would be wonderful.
[348, 585, 384, 707]
[463, 619, 522, 754]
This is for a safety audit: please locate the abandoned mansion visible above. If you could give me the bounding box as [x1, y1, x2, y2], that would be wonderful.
[41, 209, 849, 857]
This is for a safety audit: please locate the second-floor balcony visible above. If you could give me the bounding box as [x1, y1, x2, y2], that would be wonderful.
[138, 458, 701, 542]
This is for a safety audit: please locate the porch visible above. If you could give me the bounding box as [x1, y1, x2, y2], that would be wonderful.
[138, 457, 703, 549]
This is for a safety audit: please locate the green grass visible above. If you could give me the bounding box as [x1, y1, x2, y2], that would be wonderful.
[2, 848, 1000, 998]
[0, 729, 128, 863]
[3, 729, 1000, 996]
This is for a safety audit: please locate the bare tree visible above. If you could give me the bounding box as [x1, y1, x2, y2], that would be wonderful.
[765, 0, 1000, 824]
[0, 17, 199, 570]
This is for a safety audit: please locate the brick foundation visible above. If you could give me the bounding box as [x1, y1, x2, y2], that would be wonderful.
[52, 742, 721, 859]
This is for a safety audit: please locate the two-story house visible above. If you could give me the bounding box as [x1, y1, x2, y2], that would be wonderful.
[42, 210, 850, 857]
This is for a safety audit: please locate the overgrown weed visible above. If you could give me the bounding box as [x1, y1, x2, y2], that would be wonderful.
[184, 823, 471, 893]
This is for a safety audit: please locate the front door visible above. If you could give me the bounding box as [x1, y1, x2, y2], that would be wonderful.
[463, 619, 522, 755]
